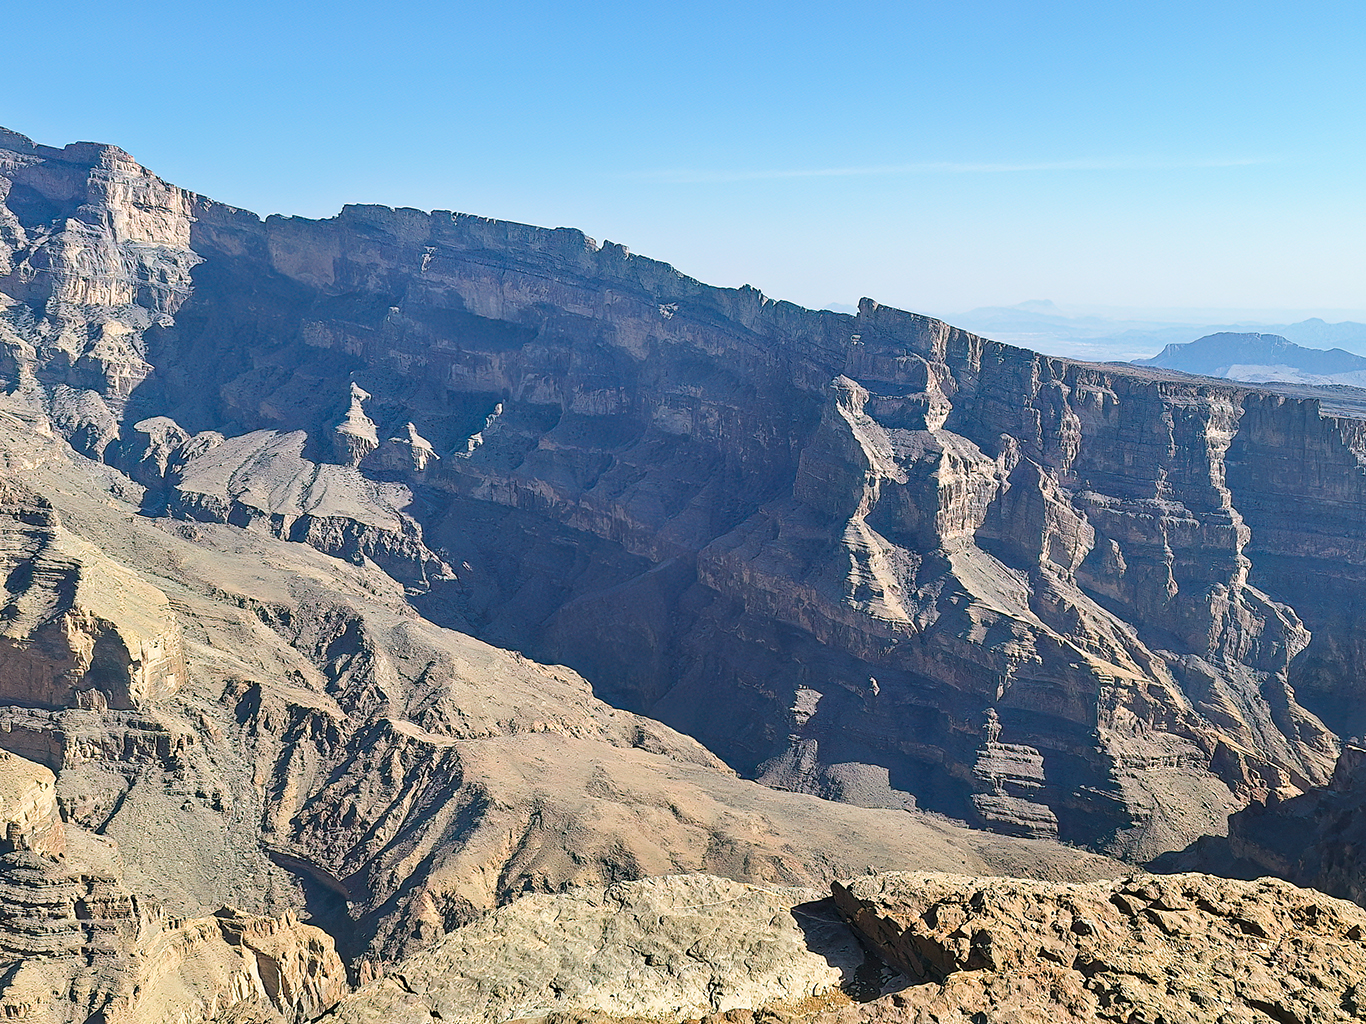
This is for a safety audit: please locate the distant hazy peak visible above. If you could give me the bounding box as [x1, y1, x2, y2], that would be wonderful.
[1134, 331, 1366, 381]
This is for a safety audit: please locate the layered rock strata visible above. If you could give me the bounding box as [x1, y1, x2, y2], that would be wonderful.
[0, 479, 184, 709]
[2, 122, 1366, 1018]
[0, 722, 346, 1022]
[2, 128, 1366, 875]
[0, 748, 63, 854]
[0, 897, 348, 1024]
[0, 388, 1122, 977]
[159, 194, 1364, 854]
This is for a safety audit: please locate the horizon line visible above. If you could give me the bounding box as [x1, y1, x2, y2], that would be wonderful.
[635, 156, 1277, 184]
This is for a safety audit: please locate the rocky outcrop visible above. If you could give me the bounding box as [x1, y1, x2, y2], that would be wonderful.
[0, 744, 344, 1023]
[218, 907, 348, 1018]
[365, 421, 438, 474]
[324, 869, 1366, 1024]
[327, 875, 854, 1024]
[0, 479, 184, 710]
[113, 419, 453, 591]
[0, 748, 64, 854]
[0, 651, 343, 1024]
[333, 383, 379, 467]
[6, 123, 1366, 1018]
[0, 402, 1122, 978]
[0, 130, 198, 458]
[833, 870, 1366, 1023]
[1223, 739, 1366, 908]
[0, 830, 136, 962]
[0, 897, 348, 1024]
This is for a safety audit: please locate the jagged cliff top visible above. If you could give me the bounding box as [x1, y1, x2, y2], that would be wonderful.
[8, 122, 1366, 423]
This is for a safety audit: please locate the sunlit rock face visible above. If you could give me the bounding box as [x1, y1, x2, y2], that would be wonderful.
[331, 869, 1366, 1024]
[0, 480, 185, 711]
[4, 127, 1366, 861]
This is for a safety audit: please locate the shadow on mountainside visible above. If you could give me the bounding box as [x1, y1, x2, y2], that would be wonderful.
[790, 896, 909, 1003]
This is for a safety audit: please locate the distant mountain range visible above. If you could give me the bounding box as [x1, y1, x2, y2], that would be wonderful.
[915, 300, 1366, 363]
[1133, 332, 1366, 386]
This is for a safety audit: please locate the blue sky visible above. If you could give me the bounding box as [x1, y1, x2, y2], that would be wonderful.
[9, 1, 1365, 318]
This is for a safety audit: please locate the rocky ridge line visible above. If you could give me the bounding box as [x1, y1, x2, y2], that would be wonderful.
[331, 869, 1366, 1024]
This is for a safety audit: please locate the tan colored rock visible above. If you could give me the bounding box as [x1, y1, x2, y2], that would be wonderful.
[0, 901, 347, 1024]
[0, 748, 63, 854]
[0, 480, 185, 709]
[110, 419, 454, 589]
[833, 870, 1366, 1023]
[0, 407, 1123, 974]
[327, 875, 855, 1024]
[120, 908, 347, 1024]
[6, 125, 1363, 857]
[301, 869, 1366, 1024]
[333, 383, 380, 466]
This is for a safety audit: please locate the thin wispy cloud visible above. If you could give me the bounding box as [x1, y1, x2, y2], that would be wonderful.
[636, 156, 1275, 184]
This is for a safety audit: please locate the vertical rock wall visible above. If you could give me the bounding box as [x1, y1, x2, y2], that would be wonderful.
[3, 128, 1366, 856]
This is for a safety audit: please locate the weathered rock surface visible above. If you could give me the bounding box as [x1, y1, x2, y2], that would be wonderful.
[0, 130, 198, 459]
[0, 748, 63, 854]
[333, 382, 380, 466]
[326, 875, 854, 1024]
[6, 123, 1366, 1016]
[0, 478, 185, 709]
[330, 869, 1366, 1024]
[0, 386, 1121, 978]
[114, 419, 452, 590]
[6, 125, 1366, 860]
[1220, 739, 1366, 908]
[833, 870, 1366, 1023]
[0, 735, 344, 1023]
[0, 896, 347, 1024]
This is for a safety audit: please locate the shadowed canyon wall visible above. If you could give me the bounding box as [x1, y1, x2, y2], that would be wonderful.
[4, 128, 1366, 862]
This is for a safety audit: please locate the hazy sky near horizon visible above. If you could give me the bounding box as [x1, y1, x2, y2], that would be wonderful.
[10, 1, 1365, 318]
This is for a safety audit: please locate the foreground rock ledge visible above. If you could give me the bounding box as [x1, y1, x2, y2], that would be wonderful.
[832, 871, 1366, 1023]
[329, 870, 1366, 1024]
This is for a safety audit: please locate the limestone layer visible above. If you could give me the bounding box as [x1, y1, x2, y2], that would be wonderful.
[5, 128, 1366, 855]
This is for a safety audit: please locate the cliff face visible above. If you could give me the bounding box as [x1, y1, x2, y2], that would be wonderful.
[2, 129, 1365, 862]
[0, 742, 347, 1024]
[0, 192, 1126, 984]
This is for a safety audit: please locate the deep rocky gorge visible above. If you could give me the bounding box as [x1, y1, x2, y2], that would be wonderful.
[3, 125, 1366, 1019]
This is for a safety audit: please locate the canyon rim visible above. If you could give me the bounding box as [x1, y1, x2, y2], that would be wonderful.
[0, 125, 1364, 1021]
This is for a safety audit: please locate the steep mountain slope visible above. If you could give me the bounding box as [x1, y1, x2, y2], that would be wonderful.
[6, 128, 1366, 864]
[0, 406, 1120, 982]
[1218, 740, 1366, 908]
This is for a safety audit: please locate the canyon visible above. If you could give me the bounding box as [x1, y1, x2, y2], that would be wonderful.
[3, 125, 1366, 1019]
